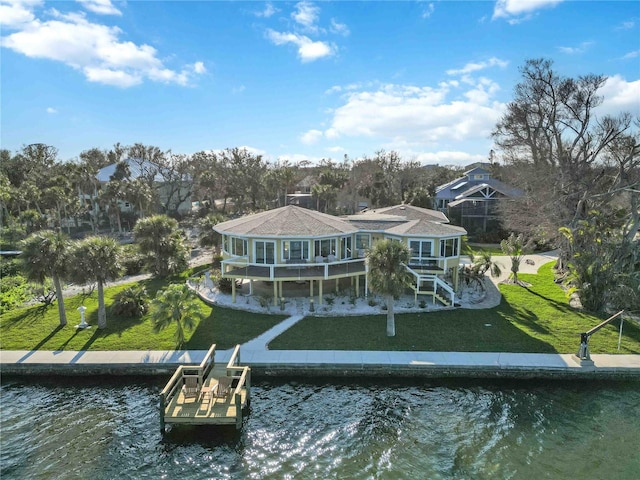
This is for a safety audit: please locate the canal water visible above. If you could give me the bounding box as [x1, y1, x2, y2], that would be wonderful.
[1, 377, 639, 479]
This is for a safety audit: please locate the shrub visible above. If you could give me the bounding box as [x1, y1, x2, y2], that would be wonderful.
[0, 275, 30, 314]
[121, 244, 146, 276]
[0, 258, 21, 278]
[368, 298, 378, 307]
[217, 277, 233, 294]
[111, 286, 149, 318]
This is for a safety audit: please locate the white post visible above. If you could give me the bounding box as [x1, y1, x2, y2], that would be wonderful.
[76, 305, 90, 329]
[618, 317, 624, 351]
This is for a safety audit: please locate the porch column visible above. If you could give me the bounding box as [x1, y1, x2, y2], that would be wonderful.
[249, 279, 254, 295]
[232, 279, 236, 303]
[319, 280, 323, 305]
[355, 275, 360, 297]
[310, 279, 314, 299]
[335, 278, 339, 294]
[364, 274, 368, 298]
[273, 281, 278, 306]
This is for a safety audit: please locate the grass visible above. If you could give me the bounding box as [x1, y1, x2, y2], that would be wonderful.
[268, 263, 640, 354]
[0, 266, 285, 351]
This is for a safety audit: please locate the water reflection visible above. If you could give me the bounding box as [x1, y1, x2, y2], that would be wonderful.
[1, 376, 639, 479]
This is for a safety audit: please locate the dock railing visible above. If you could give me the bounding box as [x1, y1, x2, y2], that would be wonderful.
[226, 344, 251, 428]
[159, 344, 217, 431]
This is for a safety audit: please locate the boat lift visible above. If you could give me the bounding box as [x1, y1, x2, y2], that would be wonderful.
[576, 310, 625, 363]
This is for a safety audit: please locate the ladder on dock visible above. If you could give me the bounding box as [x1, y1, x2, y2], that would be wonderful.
[159, 344, 251, 432]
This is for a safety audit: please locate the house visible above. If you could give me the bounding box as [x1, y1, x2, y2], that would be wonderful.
[214, 204, 466, 307]
[434, 167, 521, 235]
[96, 158, 192, 216]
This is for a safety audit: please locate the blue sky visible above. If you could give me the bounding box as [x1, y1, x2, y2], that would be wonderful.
[1, 0, 639, 166]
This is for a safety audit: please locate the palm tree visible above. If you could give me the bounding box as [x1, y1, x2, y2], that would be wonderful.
[70, 236, 123, 329]
[459, 250, 502, 293]
[134, 215, 188, 277]
[150, 284, 205, 347]
[367, 239, 413, 337]
[500, 233, 530, 285]
[21, 230, 70, 326]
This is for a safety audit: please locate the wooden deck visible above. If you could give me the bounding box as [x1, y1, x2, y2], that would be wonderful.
[160, 345, 251, 431]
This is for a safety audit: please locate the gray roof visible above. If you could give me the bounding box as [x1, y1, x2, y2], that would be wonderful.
[436, 171, 522, 200]
[385, 219, 467, 236]
[359, 204, 449, 223]
[214, 205, 358, 237]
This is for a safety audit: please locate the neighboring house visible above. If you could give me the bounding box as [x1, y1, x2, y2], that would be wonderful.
[434, 167, 521, 235]
[286, 174, 315, 209]
[214, 204, 466, 307]
[96, 158, 192, 216]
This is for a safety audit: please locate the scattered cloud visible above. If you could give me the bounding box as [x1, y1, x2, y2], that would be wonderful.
[413, 150, 487, 166]
[253, 2, 277, 18]
[292, 1, 320, 32]
[557, 41, 593, 55]
[446, 57, 508, 76]
[598, 75, 640, 116]
[622, 50, 640, 60]
[330, 18, 349, 36]
[322, 80, 505, 149]
[192, 61, 206, 74]
[232, 85, 246, 94]
[77, 0, 121, 16]
[266, 29, 335, 62]
[46, 106, 57, 114]
[0, 0, 41, 28]
[300, 129, 323, 144]
[615, 18, 636, 30]
[0, 5, 205, 87]
[327, 146, 345, 153]
[421, 3, 435, 19]
[493, 0, 564, 24]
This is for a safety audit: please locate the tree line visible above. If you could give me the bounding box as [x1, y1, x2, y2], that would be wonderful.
[2, 57, 638, 316]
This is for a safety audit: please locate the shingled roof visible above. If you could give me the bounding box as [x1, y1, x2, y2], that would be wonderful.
[214, 205, 358, 237]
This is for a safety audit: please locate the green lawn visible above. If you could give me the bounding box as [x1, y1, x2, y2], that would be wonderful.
[268, 263, 640, 354]
[0, 269, 285, 351]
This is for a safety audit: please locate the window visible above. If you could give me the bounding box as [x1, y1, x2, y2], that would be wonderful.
[230, 237, 247, 256]
[282, 240, 309, 261]
[314, 238, 336, 258]
[439, 238, 459, 257]
[340, 236, 352, 260]
[409, 240, 433, 258]
[255, 241, 275, 264]
[355, 233, 370, 250]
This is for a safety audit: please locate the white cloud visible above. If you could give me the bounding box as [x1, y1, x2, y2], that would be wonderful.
[328, 146, 345, 153]
[46, 106, 57, 113]
[598, 75, 640, 116]
[232, 85, 246, 94]
[292, 1, 319, 31]
[557, 41, 593, 55]
[622, 50, 640, 60]
[446, 57, 508, 76]
[421, 3, 435, 19]
[0, 7, 206, 87]
[300, 129, 323, 144]
[77, 0, 121, 16]
[323, 81, 505, 149]
[615, 19, 636, 30]
[193, 61, 206, 74]
[266, 29, 335, 62]
[0, 0, 41, 28]
[254, 2, 277, 18]
[330, 18, 349, 36]
[493, 0, 564, 23]
[413, 150, 487, 166]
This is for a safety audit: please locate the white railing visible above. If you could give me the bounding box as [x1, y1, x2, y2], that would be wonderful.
[221, 257, 366, 280]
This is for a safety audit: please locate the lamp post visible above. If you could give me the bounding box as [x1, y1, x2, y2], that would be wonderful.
[76, 305, 91, 329]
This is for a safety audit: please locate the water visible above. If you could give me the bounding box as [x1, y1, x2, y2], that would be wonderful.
[1, 377, 639, 479]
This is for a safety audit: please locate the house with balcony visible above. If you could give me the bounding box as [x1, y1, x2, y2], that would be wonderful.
[214, 204, 466, 308]
[434, 166, 521, 235]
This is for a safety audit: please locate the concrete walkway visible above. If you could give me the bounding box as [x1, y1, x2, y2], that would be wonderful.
[2, 346, 640, 379]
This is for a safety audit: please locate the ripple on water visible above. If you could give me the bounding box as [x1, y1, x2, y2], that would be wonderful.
[2, 378, 640, 479]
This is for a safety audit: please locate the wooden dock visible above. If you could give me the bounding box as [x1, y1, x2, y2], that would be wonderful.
[159, 344, 251, 431]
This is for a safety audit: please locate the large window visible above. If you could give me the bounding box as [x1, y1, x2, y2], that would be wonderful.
[229, 237, 247, 256]
[439, 238, 459, 257]
[410, 240, 433, 259]
[340, 236, 352, 260]
[314, 238, 336, 258]
[355, 234, 370, 255]
[255, 241, 275, 264]
[282, 240, 309, 261]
